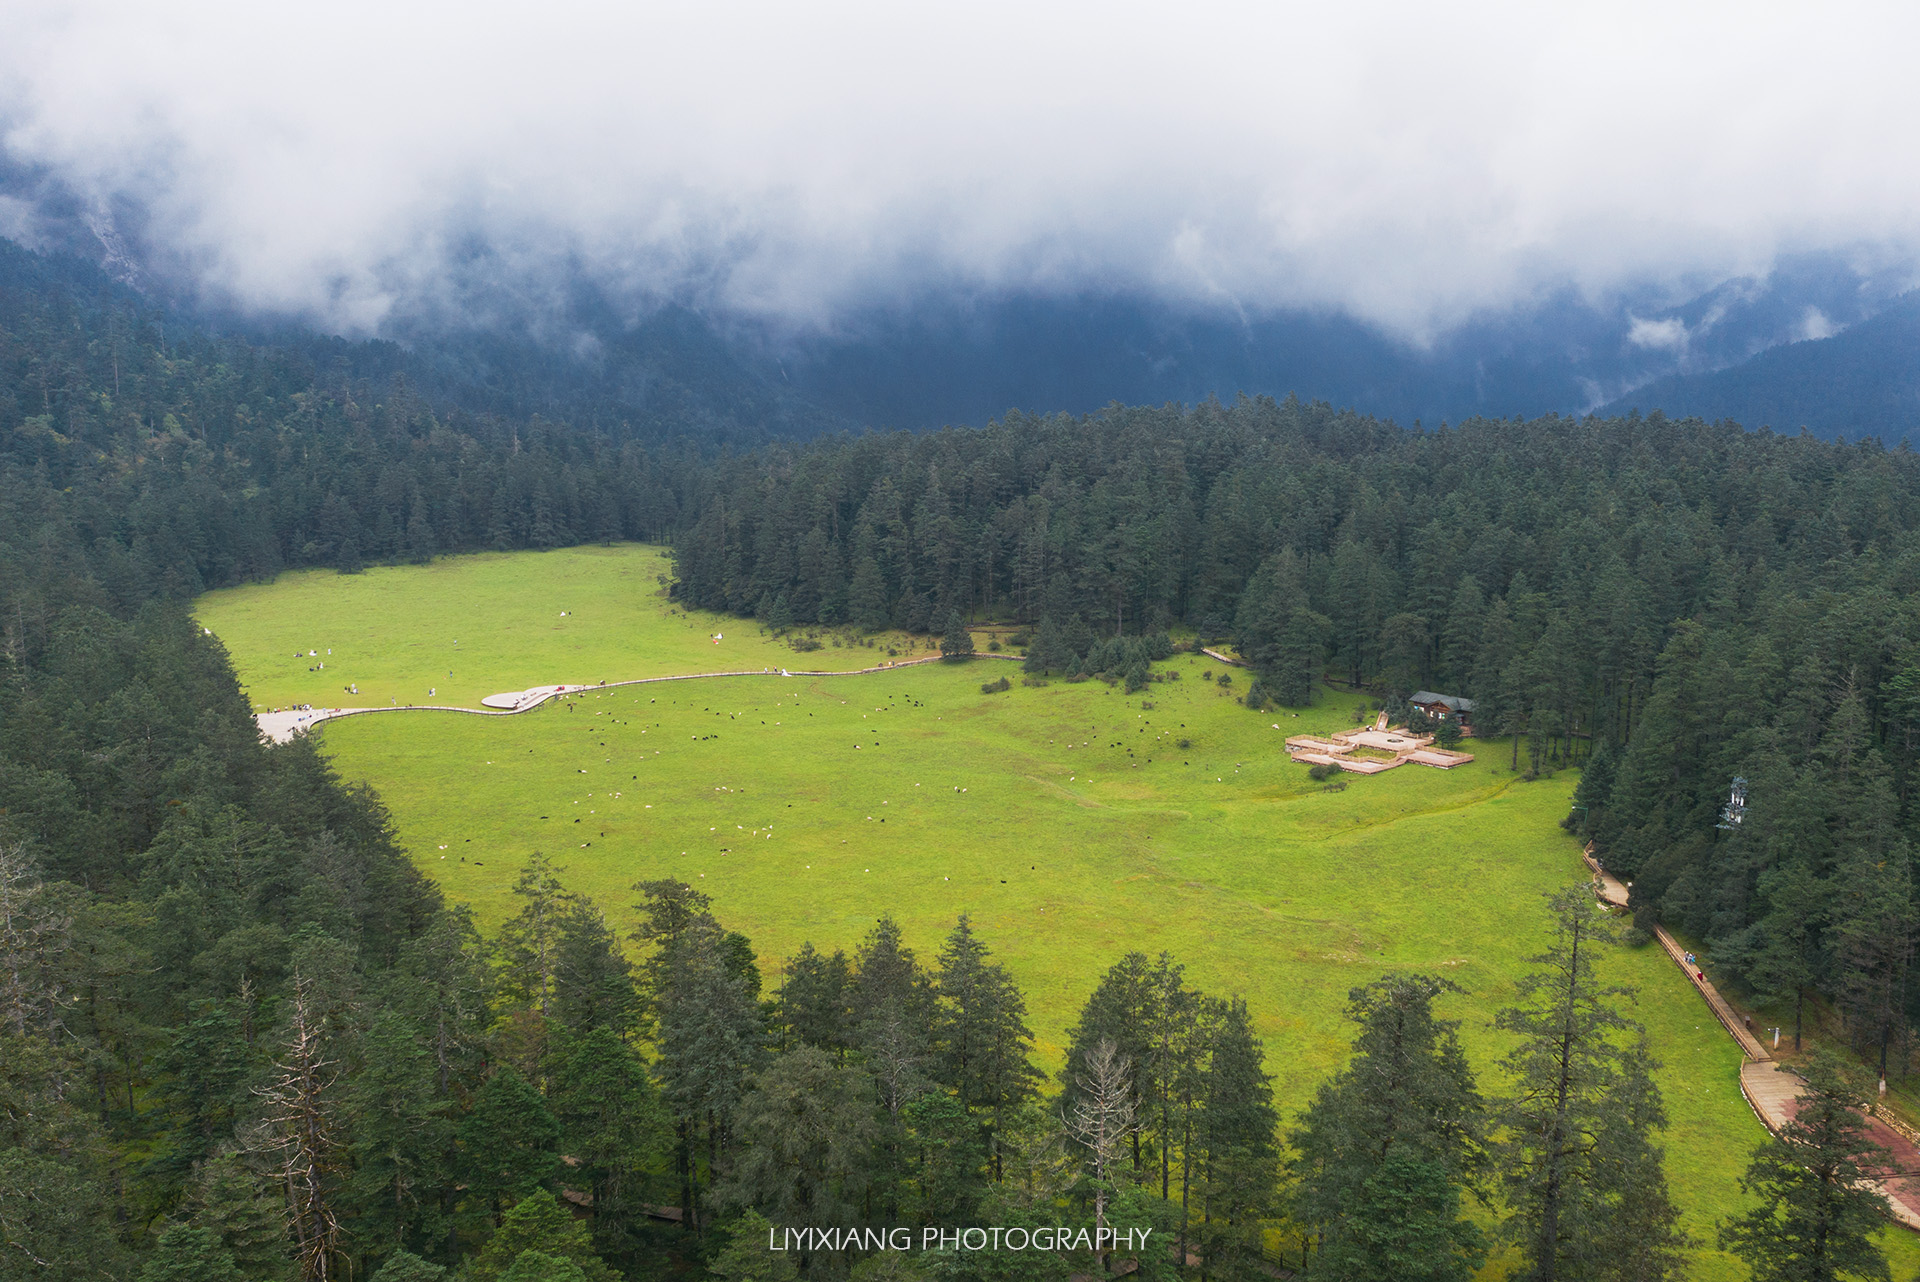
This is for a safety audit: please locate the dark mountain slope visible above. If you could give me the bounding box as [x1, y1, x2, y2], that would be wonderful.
[1601, 292, 1920, 442]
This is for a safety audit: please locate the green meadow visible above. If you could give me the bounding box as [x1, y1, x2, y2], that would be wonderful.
[195, 544, 939, 711]
[199, 546, 1920, 1280]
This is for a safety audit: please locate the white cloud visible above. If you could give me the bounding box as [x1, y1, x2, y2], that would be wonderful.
[1796, 306, 1840, 341]
[1626, 316, 1690, 353]
[5, 0, 1920, 337]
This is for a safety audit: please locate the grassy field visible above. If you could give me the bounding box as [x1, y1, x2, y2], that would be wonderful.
[199, 547, 1920, 1279]
[195, 544, 943, 711]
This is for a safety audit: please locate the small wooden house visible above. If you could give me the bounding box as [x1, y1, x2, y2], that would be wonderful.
[1410, 690, 1475, 730]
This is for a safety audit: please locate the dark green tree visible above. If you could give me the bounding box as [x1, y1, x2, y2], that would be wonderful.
[721, 1046, 879, 1266]
[458, 1068, 560, 1225]
[1496, 888, 1684, 1281]
[500, 1251, 588, 1281]
[345, 1009, 452, 1259]
[655, 919, 766, 1231]
[1720, 1055, 1891, 1282]
[468, 1190, 616, 1282]
[367, 1250, 448, 1282]
[184, 1148, 296, 1282]
[940, 610, 975, 659]
[550, 895, 641, 1044]
[1288, 973, 1486, 1282]
[138, 1224, 245, 1282]
[774, 942, 852, 1056]
[1233, 549, 1329, 706]
[930, 916, 1040, 1177]
[548, 1027, 669, 1261]
[1189, 997, 1279, 1281]
[708, 1209, 801, 1282]
[495, 852, 570, 1024]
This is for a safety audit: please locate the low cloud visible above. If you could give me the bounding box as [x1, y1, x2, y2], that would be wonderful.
[5, 2, 1920, 338]
[1626, 316, 1690, 353]
[1796, 306, 1840, 342]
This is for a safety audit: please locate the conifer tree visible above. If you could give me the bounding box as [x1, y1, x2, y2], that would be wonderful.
[722, 1046, 879, 1265]
[655, 919, 766, 1231]
[138, 1224, 245, 1282]
[940, 610, 975, 659]
[367, 1249, 448, 1282]
[1023, 616, 1072, 674]
[629, 878, 715, 1017]
[187, 1147, 297, 1281]
[1720, 1055, 1891, 1282]
[848, 558, 888, 632]
[550, 895, 640, 1044]
[495, 853, 569, 1021]
[1590, 1041, 1689, 1282]
[1495, 888, 1684, 1281]
[1749, 854, 1829, 1053]
[1061, 952, 1155, 1179]
[1440, 574, 1485, 690]
[345, 1009, 451, 1258]
[148, 1000, 252, 1190]
[1565, 740, 1616, 839]
[931, 916, 1040, 1175]
[775, 941, 852, 1056]
[548, 1027, 669, 1260]
[707, 1209, 801, 1282]
[499, 1250, 589, 1281]
[903, 1089, 989, 1223]
[468, 1190, 617, 1282]
[457, 1068, 560, 1226]
[394, 904, 493, 1098]
[1233, 549, 1329, 706]
[1288, 973, 1486, 1282]
[1190, 998, 1278, 1281]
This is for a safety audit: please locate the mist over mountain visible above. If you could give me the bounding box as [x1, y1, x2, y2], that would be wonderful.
[763, 258, 1912, 431]
[10, 4, 1920, 444]
[1598, 291, 1920, 441]
[11, 172, 1915, 444]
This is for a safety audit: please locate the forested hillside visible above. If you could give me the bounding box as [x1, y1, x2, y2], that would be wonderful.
[5, 230, 1920, 1279]
[676, 400, 1920, 1074]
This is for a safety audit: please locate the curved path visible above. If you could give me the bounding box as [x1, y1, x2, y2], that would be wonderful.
[255, 653, 1022, 744]
[1581, 845, 1920, 1230]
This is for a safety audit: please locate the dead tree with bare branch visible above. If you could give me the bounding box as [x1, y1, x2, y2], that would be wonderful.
[1063, 1036, 1138, 1240]
[254, 972, 345, 1282]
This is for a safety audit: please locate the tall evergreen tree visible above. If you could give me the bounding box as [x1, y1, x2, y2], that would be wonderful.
[1720, 1055, 1891, 1282]
[468, 1190, 617, 1282]
[1495, 889, 1683, 1281]
[457, 1068, 560, 1226]
[1233, 549, 1329, 706]
[940, 610, 975, 659]
[775, 942, 852, 1057]
[1190, 998, 1279, 1281]
[548, 1028, 669, 1264]
[1288, 973, 1486, 1282]
[721, 1046, 879, 1267]
[550, 895, 641, 1045]
[655, 919, 766, 1232]
[138, 1224, 245, 1282]
[495, 853, 570, 1023]
[931, 917, 1040, 1127]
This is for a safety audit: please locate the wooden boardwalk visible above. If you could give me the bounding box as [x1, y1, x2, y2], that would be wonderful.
[1579, 844, 1920, 1229]
[255, 652, 1024, 743]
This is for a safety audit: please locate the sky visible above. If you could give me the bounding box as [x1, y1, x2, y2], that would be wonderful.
[3, 1, 1917, 340]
